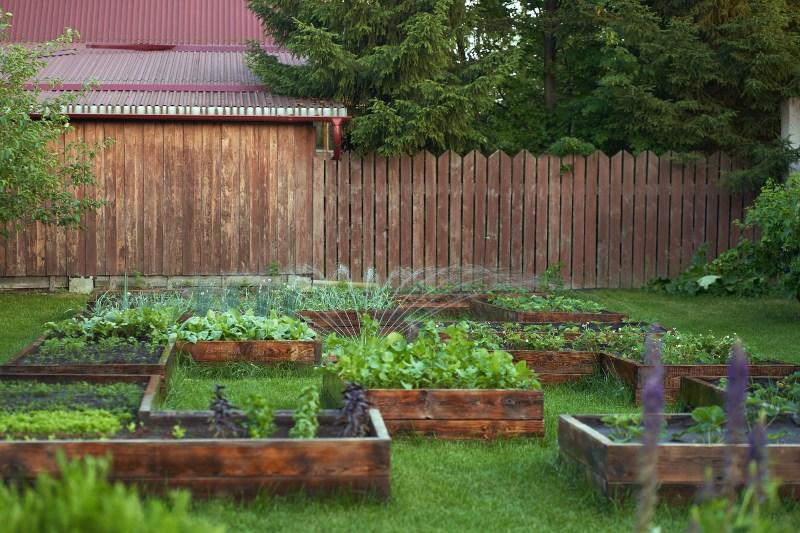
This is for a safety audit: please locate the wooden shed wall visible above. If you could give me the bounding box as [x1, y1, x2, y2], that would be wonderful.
[0, 120, 317, 278]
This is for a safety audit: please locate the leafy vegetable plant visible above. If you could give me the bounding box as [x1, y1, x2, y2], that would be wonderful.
[241, 393, 276, 438]
[601, 414, 643, 443]
[175, 310, 316, 343]
[326, 317, 540, 390]
[672, 406, 727, 444]
[289, 385, 321, 439]
[208, 385, 240, 438]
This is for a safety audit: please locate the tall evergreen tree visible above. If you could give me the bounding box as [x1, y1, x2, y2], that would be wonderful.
[247, 0, 517, 155]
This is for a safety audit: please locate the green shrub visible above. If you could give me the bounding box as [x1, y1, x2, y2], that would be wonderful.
[0, 453, 223, 532]
[652, 176, 800, 299]
[175, 310, 316, 343]
[326, 317, 540, 390]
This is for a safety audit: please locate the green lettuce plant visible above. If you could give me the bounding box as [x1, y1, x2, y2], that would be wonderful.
[327, 317, 540, 390]
[488, 294, 605, 313]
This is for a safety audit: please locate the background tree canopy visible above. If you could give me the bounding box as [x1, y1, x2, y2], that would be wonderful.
[248, 0, 800, 185]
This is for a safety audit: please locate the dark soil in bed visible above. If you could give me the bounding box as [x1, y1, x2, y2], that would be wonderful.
[20, 342, 164, 365]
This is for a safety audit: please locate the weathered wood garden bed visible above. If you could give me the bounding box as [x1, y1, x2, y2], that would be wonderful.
[322, 372, 543, 439]
[0, 408, 391, 500]
[175, 340, 321, 364]
[507, 349, 598, 384]
[470, 298, 627, 324]
[558, 414, 800, 499]
[0, 336, 176, 377]
[600, 352, 799, 404]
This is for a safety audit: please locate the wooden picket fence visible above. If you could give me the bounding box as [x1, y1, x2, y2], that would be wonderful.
[0, 123, 756, 288]
[310, 151, 756, 288]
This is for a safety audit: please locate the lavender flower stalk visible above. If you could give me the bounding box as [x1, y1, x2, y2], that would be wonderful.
[635, 327, 665, 533]
[746, 412, 768, 503]
[723, 341, 749, 499]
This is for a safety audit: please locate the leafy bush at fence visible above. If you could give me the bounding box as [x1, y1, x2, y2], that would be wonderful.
[175, 310, 316, 343]
[652, 176, 800, 299]
[326, 318, 540, 390]
[0, 453, 223, 532]
[488, 294, 605, 313]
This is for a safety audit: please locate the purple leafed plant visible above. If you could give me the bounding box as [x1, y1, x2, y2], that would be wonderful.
[635, 327, 665, 533]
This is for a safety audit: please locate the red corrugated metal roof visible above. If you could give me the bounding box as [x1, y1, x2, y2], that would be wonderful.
[33, 47, 301, 85]
[3, 0, 273, 46]
[27, 48, 345, 117]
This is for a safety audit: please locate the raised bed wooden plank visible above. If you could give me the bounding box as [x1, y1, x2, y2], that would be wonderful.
[508, 350, 597, 375]
[600, 352, 800, 404]
[0, 409, 390, 500]
[0, 337, 176, 377]
[558, 414, 800, 500]
[321, 372, 544, 439]
[175, 340, 321, 364]
[470, 298, 627, 324]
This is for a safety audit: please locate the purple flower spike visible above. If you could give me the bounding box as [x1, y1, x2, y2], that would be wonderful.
[723, 340, 749, 499]
[747, 416, 768, 502]
[636, 330, 665, 532]
[725, 341, 749, 445]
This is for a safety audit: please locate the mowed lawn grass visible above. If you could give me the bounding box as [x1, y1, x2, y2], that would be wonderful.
[1, 290, 799, 532]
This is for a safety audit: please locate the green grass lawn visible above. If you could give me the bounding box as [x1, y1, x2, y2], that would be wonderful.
[1, 289, 799, 532]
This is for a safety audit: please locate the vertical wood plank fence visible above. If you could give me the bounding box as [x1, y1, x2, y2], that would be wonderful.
[0, 133, 757, 288]
[311, 151, 756, 288]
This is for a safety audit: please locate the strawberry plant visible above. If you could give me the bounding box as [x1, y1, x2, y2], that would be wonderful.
[488, 294, 605, 313]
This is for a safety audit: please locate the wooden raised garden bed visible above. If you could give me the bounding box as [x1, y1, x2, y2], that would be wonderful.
[470, 298, 627, 324]
[0, 336, 176, 378]
[0, 407, 391, 500]
[600, 352, 800, 404]
[175, 340, 321, 364]
[298, 309, 412, 336]
[508, 349, 598, 384]
[558, 414, 800, 500]
[322, 372, 543, 439]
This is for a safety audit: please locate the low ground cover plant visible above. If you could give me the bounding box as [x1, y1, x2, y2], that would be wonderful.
[175, 310, 316, 343]
[487, 294, 606, 313]
[0, 409, 123, 440]
[0, 381, 143, 415]
[0, 380, 145, 440]
[326, 317, 540, 390]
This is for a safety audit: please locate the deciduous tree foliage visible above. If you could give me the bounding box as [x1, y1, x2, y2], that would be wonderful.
[0, 13, 107, 234]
